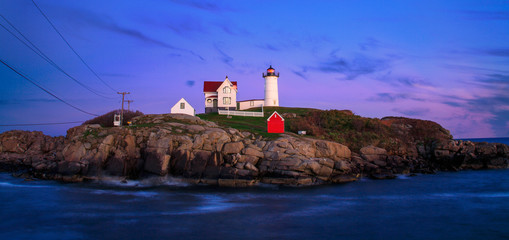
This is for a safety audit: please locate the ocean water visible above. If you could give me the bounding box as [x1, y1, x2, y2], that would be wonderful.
[1, 169, 509, 240]
[0, 138, 508, 240]
[458, 137, 509, 145]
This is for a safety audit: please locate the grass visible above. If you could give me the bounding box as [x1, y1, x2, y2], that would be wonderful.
[128, 123, 157, 129]
[198, 107, 452, 153]
[83, 129, 99, 139]
[197, 107, 318, 139]
[197, 113, 277, 138]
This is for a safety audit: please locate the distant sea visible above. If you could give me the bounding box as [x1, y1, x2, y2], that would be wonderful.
[1, 138, 509, 240]
[457, 137, 509, 145]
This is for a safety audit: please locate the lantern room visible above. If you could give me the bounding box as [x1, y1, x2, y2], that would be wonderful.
[263, 65, 279, 77]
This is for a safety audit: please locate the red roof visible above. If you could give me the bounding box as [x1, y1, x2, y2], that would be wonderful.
[267, 111, 285, 121]
[203, 81, 238, 92]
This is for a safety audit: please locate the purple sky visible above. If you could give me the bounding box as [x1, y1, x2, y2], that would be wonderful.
[1, 0, 508, 138]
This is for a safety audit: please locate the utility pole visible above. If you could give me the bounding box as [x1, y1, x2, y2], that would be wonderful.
[127, 100, 134, 111]
[117, 92, 130, 126]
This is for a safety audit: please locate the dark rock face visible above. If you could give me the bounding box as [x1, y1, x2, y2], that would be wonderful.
[1, 114, 508, 186]
[430, 140, 509, 170]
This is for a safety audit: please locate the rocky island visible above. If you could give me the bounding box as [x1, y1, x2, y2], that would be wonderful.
[1, 109, 508, 187]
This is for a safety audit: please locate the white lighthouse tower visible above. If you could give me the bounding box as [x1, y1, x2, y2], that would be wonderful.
[263, 65, 279, 107]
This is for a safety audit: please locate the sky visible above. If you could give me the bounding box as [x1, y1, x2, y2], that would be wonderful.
[0, 0, 508, 138]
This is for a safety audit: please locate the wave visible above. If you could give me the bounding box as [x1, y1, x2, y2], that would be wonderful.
[0, 181, 50, 188]
[91, 176, 191, 188]
[432, 192, 509, 199]
[91, 189, 159, 198]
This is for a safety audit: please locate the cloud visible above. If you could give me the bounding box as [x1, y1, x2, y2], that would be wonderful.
[392, 107, 430, 117]
[214, 44, 233, 67]
[96, 20, 179, 50]
[443, 101, 463, 108]
[441, 64, 509, 74]
[487, 110, 509, 136]
[186, 80, 195, 87]
[359, 37, 381, 51]
[461, 10, 509, 21]
[166, 19, 205, 36]
[317, 54, 392, 80]
[396, 76, 434, 88]
[168, 0, 235, 12]
[257, 44, 281, 51]
[375, 71, 435, 89]
[368, 92, 425, 102]
[448, 73, 509, 136]
[476, 74, 509, 84]
[447, 48, 509, 59]
[63, 8, 205, 60]
[368, 93, 408, 102]
[480, 48, 509, 57]
[140, 14, 207, 37]
[292, 68, 308, 80]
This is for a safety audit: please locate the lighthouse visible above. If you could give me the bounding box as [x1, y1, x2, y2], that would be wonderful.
[263, 65, 279, 107]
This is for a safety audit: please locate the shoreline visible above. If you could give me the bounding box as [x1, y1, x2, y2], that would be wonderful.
[1, 114, 508, 187]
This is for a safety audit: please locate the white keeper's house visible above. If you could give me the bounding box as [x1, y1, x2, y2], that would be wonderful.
[203, 66, 280, 113]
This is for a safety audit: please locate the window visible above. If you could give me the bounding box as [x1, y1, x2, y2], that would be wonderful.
[250, 101, 254, 106]
[223, 97, 231, 105]
[180, 102, 185, 109]
[223, 86, 230, 93]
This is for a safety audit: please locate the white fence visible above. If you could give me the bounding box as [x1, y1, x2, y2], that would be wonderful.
[218, 110, 264, 117]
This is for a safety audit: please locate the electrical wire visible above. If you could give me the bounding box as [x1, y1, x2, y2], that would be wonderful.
[0, 16, 115, 99]
[0, 121, 83, 126]
[0, 59, 100, 116]
[31, 0, 118, 93]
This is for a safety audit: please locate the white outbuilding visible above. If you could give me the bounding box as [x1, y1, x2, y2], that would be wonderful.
[171, 98, 195, 116]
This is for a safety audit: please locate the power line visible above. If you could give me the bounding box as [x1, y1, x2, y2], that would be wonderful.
[0, 121, 84, 127]
[31, 0, 118, 93]
[0, 15, 115, 99]
[0, 59, 99, 116]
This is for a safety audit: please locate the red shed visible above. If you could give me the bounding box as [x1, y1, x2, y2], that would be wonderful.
[267, 111, 285, 133]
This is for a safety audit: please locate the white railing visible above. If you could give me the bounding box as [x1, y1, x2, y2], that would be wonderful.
[218, 110, 264, 117]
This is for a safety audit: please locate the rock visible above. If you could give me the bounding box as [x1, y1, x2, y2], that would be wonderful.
[1, 112, 509, 187]
[334, 160, 351, 171]
[63, 142, 87, 162]
[237, 155, 257, 164]
[185, 125, 206, 133]
[58, 161, 82, 175]
[281, 113, 297, 118]
[2, 139, 20, 153]
[184, 150, 212, 178]
[222, 142, 244, 154]
[314, 139, 351, 160]
[144, 154, 171, 175]
[360, 146, 388, 166]
[242, 146, 264, 158]
[244, 162, 258, 172]
[360, 146, 387, 155]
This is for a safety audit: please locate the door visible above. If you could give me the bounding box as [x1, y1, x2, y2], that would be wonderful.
[213, 99, 218, 112]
